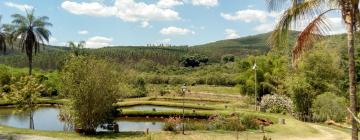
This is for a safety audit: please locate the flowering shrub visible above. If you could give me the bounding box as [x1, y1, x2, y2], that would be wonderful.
[260, 94, 293, 114]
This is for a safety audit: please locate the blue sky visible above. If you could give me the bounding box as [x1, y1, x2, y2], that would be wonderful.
[0, 0, 345, 48]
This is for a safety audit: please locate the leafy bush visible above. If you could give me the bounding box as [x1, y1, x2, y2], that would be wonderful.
[287, 76, 314, 121]
[0, 66, 11, 86]
[260, 94, 293, 114]
[209, 114, 246, 131]
[311, 92, 347, 122]
[133, 77, 148, 97]
[61, 56, 118, 135]
[159, 87, 170, 96]
[179, 54, 208, 67]
[240, 114, 260, 129]
[222, 54, 235, 63]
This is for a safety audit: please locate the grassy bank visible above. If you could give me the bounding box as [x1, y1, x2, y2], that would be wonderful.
[0, 97, 68, 106]
[116, 101, 223, 110]
[189, 85, 240, 95]
[147, 97, 230, 103]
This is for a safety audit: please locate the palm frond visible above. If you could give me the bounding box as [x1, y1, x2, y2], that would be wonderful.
[35, 27, 51, 42]
[265, 0, 291, 11]
[268, 0, 323, 49]
[11, 14, 27, 25]
[292, 9, 335, 65]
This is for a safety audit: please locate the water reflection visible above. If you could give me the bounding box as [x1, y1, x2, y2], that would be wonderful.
[0, 107, 165, 132]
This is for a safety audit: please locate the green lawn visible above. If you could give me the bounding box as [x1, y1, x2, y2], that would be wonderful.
[189, 85, 240, 95]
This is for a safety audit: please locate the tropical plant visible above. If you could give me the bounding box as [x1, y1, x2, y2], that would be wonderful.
[266, 0, 359, 139]
[10, 10, 52, 75]
[68, 41, 85, 56]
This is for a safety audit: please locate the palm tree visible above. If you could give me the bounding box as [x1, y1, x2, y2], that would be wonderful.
[68, 41, 85, 56]
[0, 15, 7, 54]
[266, 0, 359, 139]
[11, 10, 52, 75]
[3, 24, 16, 51]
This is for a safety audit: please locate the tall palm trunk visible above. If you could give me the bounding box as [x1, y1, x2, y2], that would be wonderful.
[346, 14, 358, 140]
[28, 54, 32, 75]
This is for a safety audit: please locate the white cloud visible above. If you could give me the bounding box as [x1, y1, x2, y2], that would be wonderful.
[61, 0, 180, 25]
[141, 21, 150, 28]
[254, 23, 275, 33]
[328, 17, 345, 35]
[114, 0, 180, 22]
[157, 0, 183, 8]
[221, 9, 277, 23]
[224, 29, 240, 39]
[78, 30, 89, 35]
[191, 0, 218, 7]
[85, 36, 113, 48]
[4, 2, 33, 11]
[160, 26, 195, 35]
[61, 1, 116, 17]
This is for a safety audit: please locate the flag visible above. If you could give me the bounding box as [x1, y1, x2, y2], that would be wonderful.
[252, 63, 257, 70]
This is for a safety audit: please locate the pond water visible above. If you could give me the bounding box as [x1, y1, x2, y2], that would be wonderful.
[0, 107, 166, 132]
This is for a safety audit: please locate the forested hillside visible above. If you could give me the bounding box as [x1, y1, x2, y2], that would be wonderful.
[0, 31, 351, 71]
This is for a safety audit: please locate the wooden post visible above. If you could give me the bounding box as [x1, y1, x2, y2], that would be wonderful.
[278, 118, 285, 124]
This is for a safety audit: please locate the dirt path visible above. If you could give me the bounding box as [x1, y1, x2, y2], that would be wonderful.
[306, 124, 350, 140]
[275, 123, 351, 140]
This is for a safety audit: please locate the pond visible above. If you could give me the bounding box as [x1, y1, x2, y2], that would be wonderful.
[0, 107, 167, 132]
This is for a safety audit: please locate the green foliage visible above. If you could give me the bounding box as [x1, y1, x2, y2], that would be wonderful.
[179, 54, 208, 67]
[287, 75, 314, 121]
[4, 76, 43, 112]
[60, 56, 118, 134]
[133, 77, 148, 98]
[0, 66, 11, 86]
[286, 46, 344, 121]
[236, 54, 288, 97]
[221, 54, 235, 63]
[209, 114, 258, 131]
[312, 92, 347, 122]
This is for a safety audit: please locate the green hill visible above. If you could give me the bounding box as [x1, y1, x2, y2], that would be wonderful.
[191, 31, 299, 60]
[0, 31, 314, 70]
